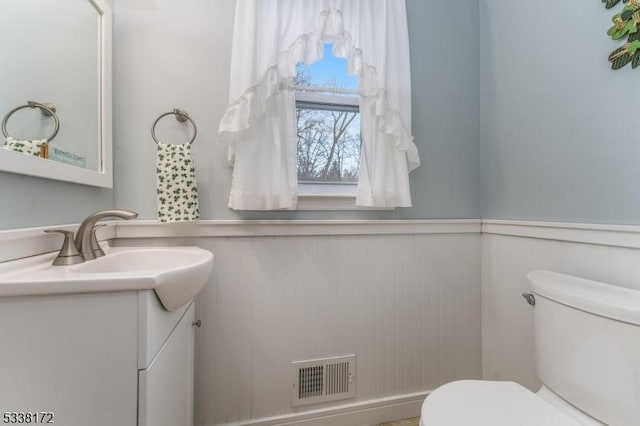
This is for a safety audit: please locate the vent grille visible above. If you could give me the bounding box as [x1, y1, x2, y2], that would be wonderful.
[326, 361, 350, 395]
[299, 365, 324, 399]
[292, 355, 356, 406]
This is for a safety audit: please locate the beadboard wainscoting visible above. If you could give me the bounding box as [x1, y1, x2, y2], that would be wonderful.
[113, 220, 482, 426]
[7, 219, 640, 424]
[481, 220, 640, 392]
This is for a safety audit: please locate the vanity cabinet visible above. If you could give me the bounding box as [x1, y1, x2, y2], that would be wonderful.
[0, 290, 196, 426]
[138, 300, 195, 426]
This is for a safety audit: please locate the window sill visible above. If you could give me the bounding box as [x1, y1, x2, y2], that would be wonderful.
[296, 184, 393, 211]
[297, 196, 393, 211]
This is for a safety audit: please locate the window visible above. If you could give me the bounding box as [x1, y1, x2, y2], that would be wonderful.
[294, 44, 360, 200]
[220, 1, 418, 211]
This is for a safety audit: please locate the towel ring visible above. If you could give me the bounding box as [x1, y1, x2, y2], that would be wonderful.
[1, 101, 60, 142]
[151, 109, 197, 145]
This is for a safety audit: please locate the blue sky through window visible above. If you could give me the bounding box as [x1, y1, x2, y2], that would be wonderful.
[296, 43, 357, 90]
[295, 44, 360, 184]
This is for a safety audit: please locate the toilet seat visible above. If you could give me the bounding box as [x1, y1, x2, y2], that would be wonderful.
[420, 380, 583, 426]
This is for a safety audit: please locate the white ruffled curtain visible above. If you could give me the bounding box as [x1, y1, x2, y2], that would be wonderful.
[219, 0, 420, 210]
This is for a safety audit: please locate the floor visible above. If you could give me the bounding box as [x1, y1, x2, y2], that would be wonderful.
[376, 417, 419, 426]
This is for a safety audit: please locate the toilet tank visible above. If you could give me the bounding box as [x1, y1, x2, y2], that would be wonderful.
[527, 271, 640, 426]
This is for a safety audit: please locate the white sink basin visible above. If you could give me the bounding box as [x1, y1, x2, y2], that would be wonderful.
[0, 246, 213, 311]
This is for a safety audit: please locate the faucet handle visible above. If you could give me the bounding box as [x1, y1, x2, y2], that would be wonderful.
[91, 224, 107, 258]
[44, 229, 84, 265]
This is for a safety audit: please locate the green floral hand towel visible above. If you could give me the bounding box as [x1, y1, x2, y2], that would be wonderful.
[157, 142, 200, 222]
[4, 137, 47, 157]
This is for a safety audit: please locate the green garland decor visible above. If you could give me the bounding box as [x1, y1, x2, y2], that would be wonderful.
[604, 0, 640, 69]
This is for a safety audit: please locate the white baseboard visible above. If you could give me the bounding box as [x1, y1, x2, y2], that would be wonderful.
[219, 391, 428, 426]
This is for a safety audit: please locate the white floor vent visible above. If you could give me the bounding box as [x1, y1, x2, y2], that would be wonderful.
[291, 355, 356, 407]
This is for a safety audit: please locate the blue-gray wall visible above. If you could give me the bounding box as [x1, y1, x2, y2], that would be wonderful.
[8, 1, 640, 230]
[0, 0, 481, 231]
[480, 0, 640, 224]
[0, 172, 113, 230]
[113, 0, 481, 220]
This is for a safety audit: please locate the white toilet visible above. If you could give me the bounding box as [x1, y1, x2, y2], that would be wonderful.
[420, 270, 640, 426]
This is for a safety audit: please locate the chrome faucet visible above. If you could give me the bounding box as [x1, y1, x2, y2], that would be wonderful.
[75, 209, 138, 260]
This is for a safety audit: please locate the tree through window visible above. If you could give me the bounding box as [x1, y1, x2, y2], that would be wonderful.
[295, 44, 360, 184]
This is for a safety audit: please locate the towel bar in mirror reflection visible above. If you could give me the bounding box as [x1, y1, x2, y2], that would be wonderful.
[2, 101, 61, 142]
[0, 0, 113, 188]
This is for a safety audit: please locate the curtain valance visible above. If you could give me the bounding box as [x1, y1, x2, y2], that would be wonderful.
[219, 0, 420, 210]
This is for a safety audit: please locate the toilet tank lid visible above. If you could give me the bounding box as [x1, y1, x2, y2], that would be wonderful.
[527, 270, 640, 326]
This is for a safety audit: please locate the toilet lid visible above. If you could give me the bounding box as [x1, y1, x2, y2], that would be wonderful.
[420, 380, 582, 426]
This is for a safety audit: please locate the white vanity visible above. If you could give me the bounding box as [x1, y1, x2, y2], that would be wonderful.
[0, 0, 212, 421]
[0, 246, 213, 426]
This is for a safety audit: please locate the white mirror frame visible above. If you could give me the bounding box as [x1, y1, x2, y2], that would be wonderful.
[0, 0, 112, 188]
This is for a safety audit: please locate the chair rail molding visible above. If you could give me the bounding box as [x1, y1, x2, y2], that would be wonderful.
[483, 219, 640, 249]
[0, 223, 116, 263]
[8, 219, 640, 263]
[114, 219, 482, 239]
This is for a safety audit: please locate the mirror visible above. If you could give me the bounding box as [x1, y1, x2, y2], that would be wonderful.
[0, 0, 112, 187]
